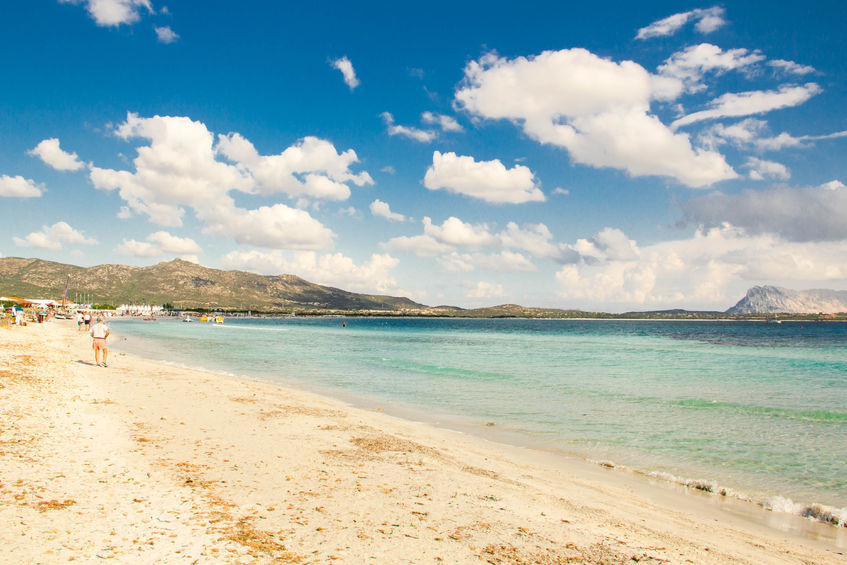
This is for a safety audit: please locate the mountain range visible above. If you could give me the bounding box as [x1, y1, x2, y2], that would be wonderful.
[0, 257, 423, 313]
[1, 257, 846, 316]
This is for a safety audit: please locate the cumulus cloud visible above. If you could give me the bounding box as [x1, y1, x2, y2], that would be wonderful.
[86, 113, 370, 250]
[421, 112, 463, 132]
[467, 281, 505, 299]
[559, 227, 640, 265]
[380, 112, 436, 142]
[202, 203, 334, 250]
[0, 175, 44, 198]
[680, 181, 847, 242]
[385, 216, 568, 266]
[636, 6, 726, 39]
[216, 133, 373, 200]
[13, 221, 97, 249]
[455, 49, 737, 187]
[61, 0, 153, 27]
[439, 250, 536, 273]
[116, 239, 158, 257]
[330, 56, 360, 90]
[370, 199, 406, 222]
[220, 249, 406, 296]
[672, 83, 822, 128]
[658, 44, 764, 94]
[424, 151, 545, 204]
[555, 225, 847, 311]
[117, 230, 202, 258]
[28, 138, 85, 171]
[745, 157, 790, 180]
[154, 25, 178, 43]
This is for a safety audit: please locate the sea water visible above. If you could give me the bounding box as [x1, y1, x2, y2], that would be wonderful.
[111, 317, 847, 523]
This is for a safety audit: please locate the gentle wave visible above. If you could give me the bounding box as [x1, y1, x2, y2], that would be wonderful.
[640, 468, 847, 528]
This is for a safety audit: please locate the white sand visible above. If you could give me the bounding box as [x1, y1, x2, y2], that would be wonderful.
[1, 320, 844, 564]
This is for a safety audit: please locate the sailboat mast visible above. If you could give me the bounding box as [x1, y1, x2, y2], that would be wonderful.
[62, 274, 70, 308]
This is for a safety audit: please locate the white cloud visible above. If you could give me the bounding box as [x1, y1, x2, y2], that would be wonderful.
[202, 203, 334, 250]
[498, 222, 563, 259]
[424, 216, 497, 248]
[769, 59, 816, 76]
[117, 230, 202, 258]
[552, 187, 570, 195]
[61, 0, 153, 27]
[0, 175, 44, 198]
[556, 225, 847, 311]
[154, 25, 178, 43]
[380, 112, 437, 142]
[658, 44, 764, 94]
[337, 206, 359, 218]
[216, 133, 373, 200]
[87, 113, 369, 250]
[385, 216, 569, 263]
[698, 118, 847, 152]
[424, 151, 545, 204]
[421, 111, 463, 132]
[561, 227, 640, 265]
[330, 56, 360, 90]
[221, 249, 405, 295]
[385, 216, 495, 257]
[383, 233, 454, 258]
[439, 250, 536, 273]
[148, 231, 202, 254]
[116, 239, 159, 257]
[13, 221, 97, 249]
[681, 181, 847, 241]
[455, 49, 737, 187]
[745, 157, 790, 180]
[467, 281, 505, 299]
[28, 138, 85, 171]
[672, 83, 822, 128]
[636, 6, 726, 40]
[370, 199, 406, 222]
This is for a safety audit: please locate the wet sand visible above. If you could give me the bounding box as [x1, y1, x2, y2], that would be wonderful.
[1, 320, 844, 563]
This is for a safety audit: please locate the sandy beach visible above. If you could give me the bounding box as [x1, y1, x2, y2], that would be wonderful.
[1, 320, 844, 564]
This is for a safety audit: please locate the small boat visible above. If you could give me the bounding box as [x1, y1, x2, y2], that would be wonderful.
[143, 316, 156, 322]
[215, 316, 224, 324]
[183, 315, 192, 323]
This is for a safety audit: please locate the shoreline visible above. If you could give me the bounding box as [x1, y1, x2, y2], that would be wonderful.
[2, 320, 845, 563]
[111, 317, 847, 528]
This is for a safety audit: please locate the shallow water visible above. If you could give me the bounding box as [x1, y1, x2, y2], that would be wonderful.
[112, 316, 847, 518]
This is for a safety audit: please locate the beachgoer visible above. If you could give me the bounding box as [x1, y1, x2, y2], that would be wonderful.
[83, 311, 91, 330]
[76, 311, 84, 330]
[90, 317, 110, 367]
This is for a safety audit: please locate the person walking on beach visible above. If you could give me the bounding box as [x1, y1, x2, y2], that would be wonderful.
[83, 311, 91, 331]
[76, 311, 84, 331]
[90, 316, 109, 367]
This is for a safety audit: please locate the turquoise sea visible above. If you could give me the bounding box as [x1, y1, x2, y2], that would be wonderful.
[112, 317, 847, 524]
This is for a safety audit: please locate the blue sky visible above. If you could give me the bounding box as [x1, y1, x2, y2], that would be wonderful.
[2, 1, 846, 311]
